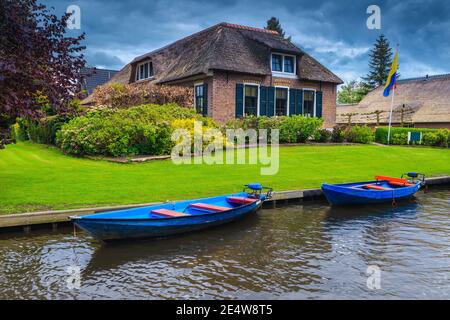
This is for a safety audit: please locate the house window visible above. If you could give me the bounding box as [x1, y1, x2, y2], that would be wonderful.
[244, 85, 258, 116]
[303, 90, 315, 117]
[271, 53, 296, 75]
[275, 88, 288, 116]
[271, 54, 283, 72]
[136, 61, 153, 81]
[195, 84, 206, 115]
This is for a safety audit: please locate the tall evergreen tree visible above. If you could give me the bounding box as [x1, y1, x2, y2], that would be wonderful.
[265, 17, 290, 40]
[363, 35, 394, 89]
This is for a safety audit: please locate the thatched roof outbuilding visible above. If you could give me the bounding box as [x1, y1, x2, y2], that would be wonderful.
[336, 74, 450, 127]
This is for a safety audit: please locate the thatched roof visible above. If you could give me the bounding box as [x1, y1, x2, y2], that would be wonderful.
[107, 22, 343, 86]
[336, 74, 450, 124]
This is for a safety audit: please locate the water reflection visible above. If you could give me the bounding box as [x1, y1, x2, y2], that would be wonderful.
[0, 188, 448, 299]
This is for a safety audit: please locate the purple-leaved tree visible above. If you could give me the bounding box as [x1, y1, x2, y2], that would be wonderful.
[0, 0, 86, 119]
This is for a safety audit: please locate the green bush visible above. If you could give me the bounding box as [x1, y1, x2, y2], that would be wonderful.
[422, 132, 438, 147]
[331, 126, 345, 143]
[375, 126, 449, 147]
[314, 128, 332, 142]
[391, 132, 408, 145]
[435, 129, 450, 147]
[344, 125, 374, 144]
[11, 115, 73, 144]
[256, 116, 323, 143]
[56, 103, 210, 157]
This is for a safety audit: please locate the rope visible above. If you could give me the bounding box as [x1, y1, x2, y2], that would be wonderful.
[392, 190, 397, 207]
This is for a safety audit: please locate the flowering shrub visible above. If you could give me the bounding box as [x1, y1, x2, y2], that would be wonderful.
[91, 83, 194, 109]
[56, 103, 214, 157]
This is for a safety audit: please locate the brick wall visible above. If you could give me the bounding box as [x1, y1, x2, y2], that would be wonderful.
[209, 71, 337, 127]
[172, 71, 338, 127]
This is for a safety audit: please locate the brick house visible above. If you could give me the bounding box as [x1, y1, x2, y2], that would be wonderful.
[101, 22, 343, 127]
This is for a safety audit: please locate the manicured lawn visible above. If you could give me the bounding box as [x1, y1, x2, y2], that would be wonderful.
[0, 142, 449, 214]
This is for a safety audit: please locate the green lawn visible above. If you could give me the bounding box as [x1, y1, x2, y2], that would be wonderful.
[0, 142, 449, 214]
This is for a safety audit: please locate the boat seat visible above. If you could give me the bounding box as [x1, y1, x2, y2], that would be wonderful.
[226, 197, 257, 205]
[189, 203, 230, 212]
[375, 175, 410, 184]
[151, 209, 190, 218]
[388, 181, 414, 187]
[362, 184, 392, 191]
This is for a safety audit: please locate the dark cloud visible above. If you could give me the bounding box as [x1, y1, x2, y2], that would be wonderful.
[44, 0, 449, 82]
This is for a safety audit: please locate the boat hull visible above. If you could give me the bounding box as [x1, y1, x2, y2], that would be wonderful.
[73, 196, 262, 241]
[321, 181, 421, 206]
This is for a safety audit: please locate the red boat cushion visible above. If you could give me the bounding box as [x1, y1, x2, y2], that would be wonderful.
[388, 181, 414, 187]
[375, 175, 410, 184]
[151, 209, 190, 217]
[189, 203, 230, 212]
[227, 197, 257, 205]
[363, 184, 391, 191]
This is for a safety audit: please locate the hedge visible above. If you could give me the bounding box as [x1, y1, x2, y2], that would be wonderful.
[226, 115, 323, 143]
[344, 125, 374, 144]
[375, 126, 449, 147]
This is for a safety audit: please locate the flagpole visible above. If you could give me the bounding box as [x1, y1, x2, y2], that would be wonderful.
[387, 44, 399, 145]
[387, 86, 395, 145]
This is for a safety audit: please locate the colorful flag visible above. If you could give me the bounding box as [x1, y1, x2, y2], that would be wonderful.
[383, 51, 398, 97]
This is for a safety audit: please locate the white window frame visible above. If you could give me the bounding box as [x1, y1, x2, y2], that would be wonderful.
[135, 61, 154, 81]
[302, 88, 316, 117]
[274, 86, 290, 116]
[271, 53, 297, 79]
[242, 83, 260, 117]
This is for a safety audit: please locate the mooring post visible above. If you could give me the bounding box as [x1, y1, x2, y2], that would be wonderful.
[52, 223, 58, 231]
[23, 225, 31, 234]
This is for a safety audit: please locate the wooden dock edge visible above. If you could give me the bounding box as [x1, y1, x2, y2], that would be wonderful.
[0, 176, 448, 232]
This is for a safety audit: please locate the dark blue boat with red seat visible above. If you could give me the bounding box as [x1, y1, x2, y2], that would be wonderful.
[321, 173, 425, 206]
[71, 184, 272, 241]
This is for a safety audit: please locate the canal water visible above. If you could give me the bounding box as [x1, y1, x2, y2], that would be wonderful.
[0, 187, 449, 300]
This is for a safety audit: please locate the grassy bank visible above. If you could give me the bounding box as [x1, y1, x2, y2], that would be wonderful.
[0, 142, 449, 214]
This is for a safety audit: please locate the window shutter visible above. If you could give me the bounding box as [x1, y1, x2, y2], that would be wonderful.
[316, 91, 323, 118]
[289, 89, 296, 115]
[259, 86, 268, 116]
[296, 89, 303, 115]
[267, 86, 275, 117]
[203, 83, 208, 116]
[235, 83, 244, 118]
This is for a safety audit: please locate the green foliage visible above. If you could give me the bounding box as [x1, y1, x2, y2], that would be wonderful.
[375, 127, 449, 147]
[314, 128, 332, 142]
[344, 125, 374, 144]
[337, 81, 372, 104]
[391, 132, 408, 145]
[226, 116, 323, 143]
[331, 126, 345, 143]
[12, 115, 73, 144]
[56, 103, 210, 157]
[265, 17, 290, 40]
[422, 132, 438, 147]
[362, 34, 395, 89]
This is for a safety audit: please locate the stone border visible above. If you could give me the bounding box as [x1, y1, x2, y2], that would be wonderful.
[0, 176, 448, 232]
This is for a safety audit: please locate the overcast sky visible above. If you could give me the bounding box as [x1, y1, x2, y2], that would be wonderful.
[45, 0, 450, 83]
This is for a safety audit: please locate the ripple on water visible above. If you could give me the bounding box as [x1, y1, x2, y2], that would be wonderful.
[0, 188, 449, 299]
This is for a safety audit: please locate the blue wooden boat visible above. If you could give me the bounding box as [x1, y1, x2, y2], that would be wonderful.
[71, 184, 272, 241]
[321, 173, 425, 206]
